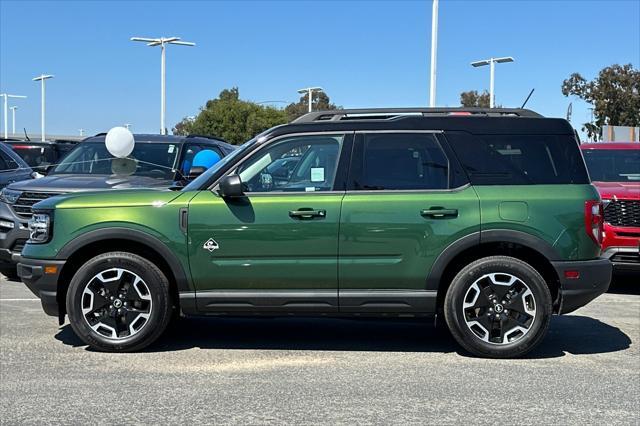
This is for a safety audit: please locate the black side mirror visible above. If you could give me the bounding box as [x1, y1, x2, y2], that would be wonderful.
[43, 164, 55, 175]
[188, 166, 206, 180]
[218, 174, 244, 198]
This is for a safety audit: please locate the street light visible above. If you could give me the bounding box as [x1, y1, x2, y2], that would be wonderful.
[9, 106, 18, 136]
[297, 87, 323, 113]
[131, 36, 196, 135]
[470, 56, 514, 108]
[429, 0, 439, 107]
[0, 93, 26, 139]
[32, 74, 54, 141]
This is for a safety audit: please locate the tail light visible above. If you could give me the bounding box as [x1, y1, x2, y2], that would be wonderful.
[584, 200, 604, 246]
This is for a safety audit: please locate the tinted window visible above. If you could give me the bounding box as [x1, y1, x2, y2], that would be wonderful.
[353, 133, 449, 190]
[0, 152, 9, 171]
[236, 134, 343, 193]
[7, 145, 53, 172]
[446, 132, 589, 185]
[582, 149, 640, 182]
[179, 144, 223, 178]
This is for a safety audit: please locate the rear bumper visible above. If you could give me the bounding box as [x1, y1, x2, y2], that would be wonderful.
[602, 246, 640, 271]
[552, 258, 612, 314]
[17, 257, 66, 318]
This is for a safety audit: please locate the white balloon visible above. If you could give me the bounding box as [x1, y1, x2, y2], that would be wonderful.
[105, 127, 135, 158]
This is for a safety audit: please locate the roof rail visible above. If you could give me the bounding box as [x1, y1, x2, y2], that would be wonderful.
[292, 107, 543, 123]
[186, 134, 227, 142]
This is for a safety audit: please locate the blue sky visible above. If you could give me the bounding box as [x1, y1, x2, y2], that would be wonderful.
[1, 0, 638, 138]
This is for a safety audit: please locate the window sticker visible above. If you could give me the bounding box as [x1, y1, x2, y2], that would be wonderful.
[310, 167, 325, 182]
[168, 144, 175, 154]
[305, 187, 316, 192]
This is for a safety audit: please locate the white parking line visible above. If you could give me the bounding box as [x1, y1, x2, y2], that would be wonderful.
[0, 298, 39, 301]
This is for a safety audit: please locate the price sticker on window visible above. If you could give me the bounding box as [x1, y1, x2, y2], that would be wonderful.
[310, 167, 325, 182]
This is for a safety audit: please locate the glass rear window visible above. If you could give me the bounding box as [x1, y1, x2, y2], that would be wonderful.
[582, 148, 640, 182]
[445, 132, 589, 185]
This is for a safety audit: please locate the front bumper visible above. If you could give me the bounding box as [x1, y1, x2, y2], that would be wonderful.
[552, 258, 612, 314]
[0, 201, 31, 265]
[17, 257, 66, 318]
[602, 246, 640, 271]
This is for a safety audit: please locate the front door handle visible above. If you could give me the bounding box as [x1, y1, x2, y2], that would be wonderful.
[421, 208, 458, 218]
[289, 208, 326, 220]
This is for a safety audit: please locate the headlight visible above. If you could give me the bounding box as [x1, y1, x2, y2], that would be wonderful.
[0, 188, 22, 204]
[28, 213, 51, 243]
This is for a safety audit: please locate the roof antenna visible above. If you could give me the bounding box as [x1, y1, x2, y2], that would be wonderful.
[520, 88, 535, 109]
[23, 128, 30, 141]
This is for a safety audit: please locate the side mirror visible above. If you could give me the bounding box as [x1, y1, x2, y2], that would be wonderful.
[188, 166, 206, 180]
[218, 174, 244, 198]
[43, 164, 55, 175]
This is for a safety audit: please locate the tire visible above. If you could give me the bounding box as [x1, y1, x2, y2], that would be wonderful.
[0, 264, 19, 281]
[66, 252, 172, 352]
[444, 256, 552, 358]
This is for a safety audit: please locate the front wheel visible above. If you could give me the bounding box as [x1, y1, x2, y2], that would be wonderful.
[444, 256, 552, 358]
[66, 252, 172, 352]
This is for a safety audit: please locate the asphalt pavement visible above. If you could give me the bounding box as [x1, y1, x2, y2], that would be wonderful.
[1, 274, 638, 425]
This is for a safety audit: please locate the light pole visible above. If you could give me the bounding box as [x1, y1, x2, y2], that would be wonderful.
[0, 93, 26, 139]
[131, 36, 196, 135]
[297, 87, 323, 113]
[429, 0, 439, 107]
[32, 74, 54, 141]
[10, 106, 17, 135]
[470, 57, 513, 108]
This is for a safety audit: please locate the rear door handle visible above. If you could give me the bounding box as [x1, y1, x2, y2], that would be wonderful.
[289, 209, 326, 220]
[421, 208, 458, 218]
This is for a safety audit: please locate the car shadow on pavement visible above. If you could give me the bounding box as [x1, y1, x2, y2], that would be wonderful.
[54, 314, 631, 359]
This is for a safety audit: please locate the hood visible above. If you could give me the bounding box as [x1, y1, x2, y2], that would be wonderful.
[591, 181, 640, 200]
[33, 188, 185, 210]
[7, 174, 174, 193]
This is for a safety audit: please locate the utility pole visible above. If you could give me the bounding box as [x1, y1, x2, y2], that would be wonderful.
[131, 36, 195, 135]
[32, 74, 54, 141]
[429, 0, 439, 107]
[0, 93, 26, 139]
[470, 57, 514, 108]
[297, 87, 323, 113]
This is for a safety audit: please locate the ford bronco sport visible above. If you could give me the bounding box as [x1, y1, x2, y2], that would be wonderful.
[17, 108, 612, 358]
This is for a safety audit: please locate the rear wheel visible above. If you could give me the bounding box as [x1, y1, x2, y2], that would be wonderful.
[66, 252, 172, 352]
[444, 256, 552, 358]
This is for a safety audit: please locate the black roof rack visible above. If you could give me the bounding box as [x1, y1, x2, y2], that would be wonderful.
[293, 107, 543, 123]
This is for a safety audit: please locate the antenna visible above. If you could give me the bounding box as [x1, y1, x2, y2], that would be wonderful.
[520, 88, 535, 109]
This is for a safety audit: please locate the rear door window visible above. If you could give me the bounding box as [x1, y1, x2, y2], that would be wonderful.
[351, 132, 449, 190]
[445, 132, 589, 185]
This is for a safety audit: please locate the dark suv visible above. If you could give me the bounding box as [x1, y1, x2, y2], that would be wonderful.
[3, 139, 80, 174]
[18, 108, 612, 358]
[0, 134, 234, 276]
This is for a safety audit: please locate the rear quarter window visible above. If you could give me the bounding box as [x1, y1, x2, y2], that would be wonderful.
[444, 131, 589, 185]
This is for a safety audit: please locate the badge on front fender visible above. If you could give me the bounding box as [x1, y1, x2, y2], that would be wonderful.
[203, 238, 219, 252]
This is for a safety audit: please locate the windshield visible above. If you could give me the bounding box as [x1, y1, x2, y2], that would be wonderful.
[583, 149, 640, 182]
[9, 144, 56, 172]
[52, 142, 180, 180]
[183, 138, 257, 191]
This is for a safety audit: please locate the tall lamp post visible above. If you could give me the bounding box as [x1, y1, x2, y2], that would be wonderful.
[32, 74, 54, 141]
[0, 93, 26, 139]
[429, 0, 439, 107]
[130, 36, 196, 135]
[10, 106, 18, 135]
[297, 87, 323, 113]
[470, 57, 513, 108]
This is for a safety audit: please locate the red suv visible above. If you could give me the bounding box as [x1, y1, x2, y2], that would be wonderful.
[581, 142, 640, 271]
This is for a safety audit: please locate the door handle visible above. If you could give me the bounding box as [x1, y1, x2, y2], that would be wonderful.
[421, 208, 458, 218]
[289, 209, 326, 219]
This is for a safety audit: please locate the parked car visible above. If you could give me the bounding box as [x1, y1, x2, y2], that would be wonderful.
[0, 133, 235, 277]
[3, 139, 80, 174]
[0, 142, 36, 190]
[17, 108, 611, 358]
[581, 142, 640, 272]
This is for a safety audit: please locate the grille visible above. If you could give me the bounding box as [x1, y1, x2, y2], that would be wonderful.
[604, 199, 640, 228]
[11, 192, 62, 219]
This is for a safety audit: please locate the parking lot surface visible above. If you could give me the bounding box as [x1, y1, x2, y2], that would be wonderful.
[1, 274, 638, 425]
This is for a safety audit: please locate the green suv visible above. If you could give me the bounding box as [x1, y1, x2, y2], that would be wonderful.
[17, 108, 612, 358]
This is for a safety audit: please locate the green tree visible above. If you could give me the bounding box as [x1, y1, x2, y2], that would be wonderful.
[562, 64, 640, 141]
[173, 87, 288, 145]
[460, 90, 492, 108]
[284, 91, 341, 122]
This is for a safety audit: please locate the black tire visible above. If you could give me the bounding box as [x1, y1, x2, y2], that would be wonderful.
[444, 256, 552, 358]
[66, 252, 172, 352]
[0, 264, 19, 281]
